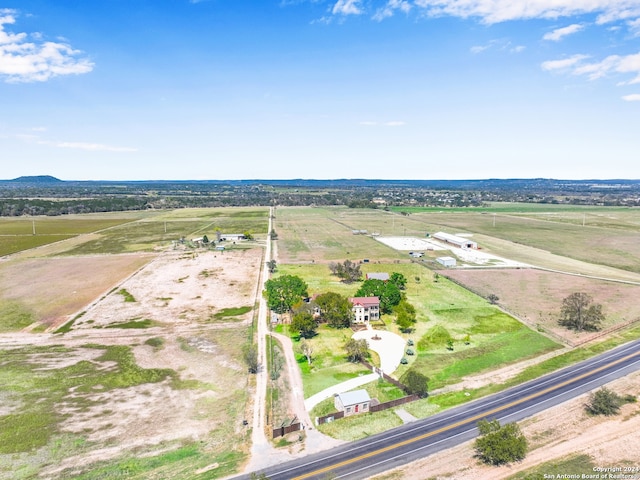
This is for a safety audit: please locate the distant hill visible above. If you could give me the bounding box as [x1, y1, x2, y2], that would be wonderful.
[9, 175, 63, 183]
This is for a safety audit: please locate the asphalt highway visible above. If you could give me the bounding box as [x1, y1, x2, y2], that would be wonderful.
[236, 338, 640, 480]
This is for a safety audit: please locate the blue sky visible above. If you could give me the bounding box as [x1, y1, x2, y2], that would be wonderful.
[1, 1, 639, 181]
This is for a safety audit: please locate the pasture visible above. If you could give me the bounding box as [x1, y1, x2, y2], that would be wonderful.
[444, 268, 640, 345]
[0, 214, 143, 257]
[275, 207, 408, 263]
[398, 204, 640, 275]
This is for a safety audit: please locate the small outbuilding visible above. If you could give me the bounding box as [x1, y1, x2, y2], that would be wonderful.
[436, 256, 457, 267]
[334, 390, 371, 416]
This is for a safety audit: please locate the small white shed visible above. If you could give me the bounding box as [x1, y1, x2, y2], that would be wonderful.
[436, 256, 457, 267]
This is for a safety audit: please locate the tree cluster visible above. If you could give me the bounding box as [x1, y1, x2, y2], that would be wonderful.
[354, 279, 402, 314]
[328, 260, 362, 283]
[315, 292, 353, 328]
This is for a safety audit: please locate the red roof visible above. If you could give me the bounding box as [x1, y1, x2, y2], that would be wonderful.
[349, 296, 380, 307]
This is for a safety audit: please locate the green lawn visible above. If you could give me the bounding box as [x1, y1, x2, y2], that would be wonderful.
[279, 262, 561, 399]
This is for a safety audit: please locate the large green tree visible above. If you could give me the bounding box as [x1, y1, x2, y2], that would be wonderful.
[290, 311, 317, 338]
[394, 299, 417, 332]
[315, 292, 352, 328]
[354, 279, 402, 314]
[558, 292, 604, 332]
[474, 419, 528, 466]
[264, 275, 308, 314]
[389, 272, 407, 290]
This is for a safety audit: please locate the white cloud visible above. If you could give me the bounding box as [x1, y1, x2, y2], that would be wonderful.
[413, 0, 640, 25]
[0, 10, 93, 83]
[332, 0, 362, 15]
[542, 51, 640, 85]
[541, 54, 589, 72]
[622, 93, 640, 100]
[543, 23, 584, 41]
[470, 44, 489, 54]
[373, 0, 412, 21]
[470, 38, 525, 54]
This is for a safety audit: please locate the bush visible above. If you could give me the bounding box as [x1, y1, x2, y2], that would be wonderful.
[475, 419, 527, 465]
[400, 369, 429, 398]
[585, 387, 625, 416]
[418, 324, 452, 350]
[144, 337, 164, 348]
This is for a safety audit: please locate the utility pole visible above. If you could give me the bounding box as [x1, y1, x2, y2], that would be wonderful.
[32, 220, 36, 235]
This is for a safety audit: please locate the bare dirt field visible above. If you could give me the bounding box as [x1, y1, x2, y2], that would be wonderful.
[443, 268, 640, 345]
[0, 246, 264, 479]
[374, 369, 640, 480]
[0, 253, 153, 328]
[72, 247, 262, 330]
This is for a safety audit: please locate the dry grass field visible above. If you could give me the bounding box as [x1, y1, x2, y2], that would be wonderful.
[443, 268, 640, 345]
[0, 208, 268, 479]
[0, 254, 153, 329]
[275, 207, 408, 264]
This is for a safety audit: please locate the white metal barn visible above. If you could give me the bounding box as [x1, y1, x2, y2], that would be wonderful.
[433, 232, 477, 249]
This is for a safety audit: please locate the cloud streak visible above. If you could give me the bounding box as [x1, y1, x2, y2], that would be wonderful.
[0, 9, 94, 83]
[412, 0, 640, 25]
[543, 23, 584, 41]
[543, 51, 640, 84]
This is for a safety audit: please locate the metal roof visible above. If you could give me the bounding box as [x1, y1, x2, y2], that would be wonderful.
[337, 389, 371, 406]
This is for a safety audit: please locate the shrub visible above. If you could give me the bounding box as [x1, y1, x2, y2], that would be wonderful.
[145, 337, 164, 348]
[475, 419, 527, 465]
[585, 387, 625, 416]
[400, 369, 429, 398]
[418, 324, 452, 350]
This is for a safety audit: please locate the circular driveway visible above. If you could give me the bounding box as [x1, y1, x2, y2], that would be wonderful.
[352, 328, 406, 375]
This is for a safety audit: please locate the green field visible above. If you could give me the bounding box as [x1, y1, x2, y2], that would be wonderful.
[275, 207, 407, 263]
[63, 207, 269, 255]
[0, 208, 269, 257]
[395, 204, 640, 274]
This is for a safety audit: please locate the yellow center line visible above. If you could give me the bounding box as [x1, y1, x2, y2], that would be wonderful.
[292, 349, 640, 480]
